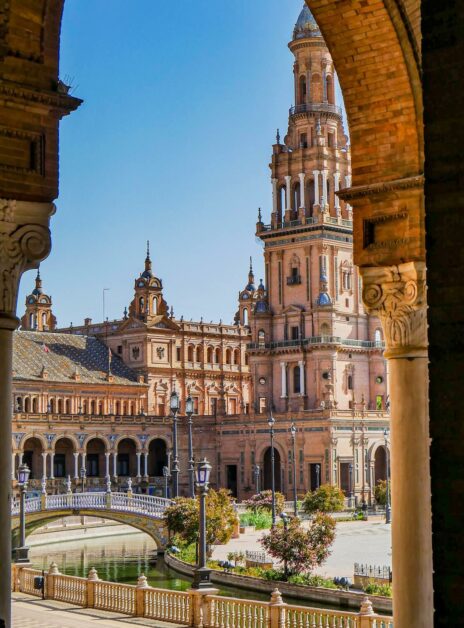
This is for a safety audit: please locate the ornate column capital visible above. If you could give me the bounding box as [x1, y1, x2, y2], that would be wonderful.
[0, 200, 54, 321]
[360, 261, 427, 359]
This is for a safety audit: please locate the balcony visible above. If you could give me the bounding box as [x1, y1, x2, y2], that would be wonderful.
[247, 336, 385, 351]
[286, 275, 302, 285]
[289, 102, 343, 117]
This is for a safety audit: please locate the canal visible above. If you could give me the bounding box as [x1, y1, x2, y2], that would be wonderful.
[28, 531, 333, 609]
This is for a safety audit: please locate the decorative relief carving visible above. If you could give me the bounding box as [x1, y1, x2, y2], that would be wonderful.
[0, 216, 51, 315]
[361, 261, 427, 358]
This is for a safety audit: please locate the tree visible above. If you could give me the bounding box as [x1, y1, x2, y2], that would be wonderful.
[301, 484, 345, 514]
[260, 513, 336, 577]
[165, 489, 238, 554]
[374, 480, 388, 506]
[243, 490, 285, 514]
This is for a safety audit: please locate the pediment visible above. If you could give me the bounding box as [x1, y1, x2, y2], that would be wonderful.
[118, 317, 147, 332]
[282, 305, 304, 314]
[147, 315, 180, 331]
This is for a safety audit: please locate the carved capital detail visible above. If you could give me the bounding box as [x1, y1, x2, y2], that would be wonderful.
[360, 261, 427, 358]
[0, 200, 54, 317]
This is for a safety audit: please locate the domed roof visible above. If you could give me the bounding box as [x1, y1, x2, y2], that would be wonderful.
[293, 5, 321, 40]
[317, 292, 332, 306]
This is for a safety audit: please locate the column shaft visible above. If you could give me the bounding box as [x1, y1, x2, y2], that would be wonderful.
[313, 171, 320, 206]
[299, 361, 305, 395]
[334, 172, 340, 212]
[42, 452, 47, 479]
[321, 170, 328, 207]
[136, 452, 141, 478]
[113, 453, 118, 478]
[298, 173, 305, 209]
[272, 178, 278, 213]
[73, 453, 79, 479]
[143, 453, 148, 478]
[49, 452, 55, 479]
[280, 362, 287, 398]
[105, 453, 110, 478]
[285, 176, 292, 212]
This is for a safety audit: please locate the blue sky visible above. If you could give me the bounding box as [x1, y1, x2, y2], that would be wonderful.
[19, 0, 345, 327]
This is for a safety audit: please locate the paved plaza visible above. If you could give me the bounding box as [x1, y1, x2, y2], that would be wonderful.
[12, 594, 183, 628]
[212, 517, 392, 578]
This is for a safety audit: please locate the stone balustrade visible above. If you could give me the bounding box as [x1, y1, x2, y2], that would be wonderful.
[12, 564, 394, 628]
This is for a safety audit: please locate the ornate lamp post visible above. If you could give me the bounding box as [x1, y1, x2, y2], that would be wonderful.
[384, 428, 391, 524]
[349, 463, 354, 509]
[290, 423, 298, 516]
[170, 390, 180, 498]
[280, 512, 290, 580]
[268, 414, 276, 526]
[80, 466, 86, 494]
[15, 463, 31, 563]
[192, 458, 212, 589]
[162, 465, 170, 499]
[185, 395, 195, 498]
[254, 464, 260, 495]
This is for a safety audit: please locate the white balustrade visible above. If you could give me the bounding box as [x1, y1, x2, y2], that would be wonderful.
[144, 588, 191, 625]
[286, 605, 359, 628]
[94, 580, 135, 615]
[205, 595, 270, 628]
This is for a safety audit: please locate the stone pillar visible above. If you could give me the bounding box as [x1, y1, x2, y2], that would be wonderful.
[136, 452, 142, 479]
[334, 172, 341, 214]
[284, 175, 292, 213]
[49, 452, 55, 479]
[313, 170, 320, 206]
[299, 360, 305, 396]
[0, 199, 53, 628]
[361, 261, 433, 627]
[113, 452, 118, 479]
[322, 66, 327, 102]
[280, 362, 287, 398]
[272, 178, 278, 213]
[321, 169, 328, 208]
[298, 173, 305, 209]
[73, 452, 79, 479]
[42, 452, 48, 480]
[143, 452, 149, 479]
[105, 452, 110, 478]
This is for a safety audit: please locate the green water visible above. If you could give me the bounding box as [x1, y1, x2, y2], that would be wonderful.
[28, 532, 338, 610]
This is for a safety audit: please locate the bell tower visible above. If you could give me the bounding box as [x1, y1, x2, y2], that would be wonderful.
[129, 242, 168, 323]
[21, 270, 56, 331]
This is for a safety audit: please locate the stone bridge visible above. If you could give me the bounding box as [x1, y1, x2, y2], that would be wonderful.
[11, 492, 171, 551]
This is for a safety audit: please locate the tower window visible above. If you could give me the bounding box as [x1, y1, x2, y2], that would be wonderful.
[291, 326, 299, 340]
[298, 75, 307, 105]
[348, 375, 353, 390]
[176, 347, 181, 361]
[293, 365, 301, 394]
[243, 308, 248, 326]
[300, 133, 308, 149]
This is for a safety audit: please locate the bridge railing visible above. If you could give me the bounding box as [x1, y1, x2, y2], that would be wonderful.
[12, 564, 393, 628]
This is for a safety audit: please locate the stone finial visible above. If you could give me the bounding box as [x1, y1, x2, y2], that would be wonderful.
[359, 596, 374, 616]
[136, 574, 149, 589]
[270, 588, 284, 605]
[41, 478, 47, 494]
[106, 477, 112, 493]
[48, 562, 60, 575]
[127, 477, 132, 491]
[66, 475, 72, 494]
[87, 567, 99, 581]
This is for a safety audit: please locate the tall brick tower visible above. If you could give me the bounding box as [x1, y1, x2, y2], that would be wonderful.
[248, 5, 387, 416]
[21, 270, 56, 331]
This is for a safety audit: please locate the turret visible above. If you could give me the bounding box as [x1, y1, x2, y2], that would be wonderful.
[128, 241, 168, 323]
[21, 270, 57, 331]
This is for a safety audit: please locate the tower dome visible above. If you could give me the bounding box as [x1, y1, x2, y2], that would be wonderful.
[293, 5, 321, 40]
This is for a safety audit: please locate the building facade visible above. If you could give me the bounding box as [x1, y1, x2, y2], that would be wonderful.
[12, 7, 390, 506]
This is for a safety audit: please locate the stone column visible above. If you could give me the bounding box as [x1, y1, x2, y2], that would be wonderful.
[298, 173, 305, 209]
[272, 178, 278, 213]
[18, 452, 23, 466]
[42, 452, 48, 480]
[313, 170, 320, 206]
[280, 362, 287, 398]
[321, 169, 328, 208]
[322, 66, 328, 102]
[143, 452, 149, 479]
[49, 452, 55, 479]
[0, 199, 52, 628]
[73, 452, 79, 479]
[284, 175, 292, 213]
[105, 452, 110, 478]
[113, 452, 118, 479]
[136, 452, 142, 479]
[306, 70, 311, 104]
[333, 172, 341, 214]
[298, 360, 305, 396]
[361, 261, 433, 627]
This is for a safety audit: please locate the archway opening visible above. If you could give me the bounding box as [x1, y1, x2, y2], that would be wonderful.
[22, 437, 44, 480]
[117, 439, 137, 477]
[374, 445, 387, 485]
[86, 438, 106, 478]
[148, 439, 168, 478]
[263, 446, 281, 493]
[54, 438, 75, 478]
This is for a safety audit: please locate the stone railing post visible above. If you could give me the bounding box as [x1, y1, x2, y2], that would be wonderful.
[135, 574, 148, 617]
[358, 596, 375, 628]
[269, 588, 286, 628]
[86, 566, 99, 608]
[361, 261, 433, 626]
[189, 587, 219, 628]
[46, 561, 60, 599]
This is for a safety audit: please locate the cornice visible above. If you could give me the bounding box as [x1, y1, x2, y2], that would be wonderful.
[0, 81, 82, 115]
[337, 175, 423, 202]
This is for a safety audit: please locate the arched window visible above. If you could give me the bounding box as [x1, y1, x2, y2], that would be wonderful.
[83, 400, 88, 414]
[129, 402, 134, 415]
[278, 186, 286, 213]
[299, 75, 307, 105]
[348, 374, 354, 390]
[243, 308, 248, 326]
[292, 183, 300, 211]
[188, 345, 194, 362]
[196, 346, 202, 362]
[90, 400, 96, 415]
[214, 347, 221, 364]
[24, 397, 30, 413]
[152, 296, 158, 314]
[374, 328, 383, 343]
[29, 313, 35, 329]
[320, 323, 330, 336]
[233, 348, 240, 365]
[225, 348, 231, 364]
[42, 312, 47, 327]
[115, 401, 120, 415]
[307, 179, 315, 214]
[207, 347, 213, 363]
[258, 329, 266, 347]
[98, 401, 103, 415]
[65, 399, 71, 414]
[293, 366, 301, 394]
[32, 397, 38, 412]
[49, 398, 55, 413]
[326, 75, 335, 104]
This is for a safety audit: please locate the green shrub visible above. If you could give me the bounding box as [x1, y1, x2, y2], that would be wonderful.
[243, 491, 285, 514]
[364, 582, 392, 598]
[239, 508, 273, 530]
[374, 480, 389, 506]
[288, 573, 338, 589]
[302, 484, 345, 514]
[262, 568, 286, 581]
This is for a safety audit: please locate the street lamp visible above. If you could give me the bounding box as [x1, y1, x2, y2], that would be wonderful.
[80, 466, 86, 494]
[280, 512, 290, 580]
[290, 423, 298, 517]
[268, 414, 276, 527]
[170, 390, 180, 498]
[186, 395, 195, 498]
[254, 464, 260, 495]
[349, 463, 354, 509]
[192, 458, 212, 589]
[316, 464, 320, 490]
[162, 465, 170, 499]
[15, 463, 31, 563]
[384, 428, 391, 524]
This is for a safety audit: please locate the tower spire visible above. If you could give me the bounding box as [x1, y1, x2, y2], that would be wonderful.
[248, 257, 254, 286]
[144, 240, 152, 277]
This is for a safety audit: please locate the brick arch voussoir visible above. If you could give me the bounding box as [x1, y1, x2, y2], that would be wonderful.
[306, 0, 423, 185]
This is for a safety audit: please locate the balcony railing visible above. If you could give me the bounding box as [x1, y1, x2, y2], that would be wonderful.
[286, 275, 302, 285]
[247, 336, 385, 351]
[289, 102, 343, 116]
